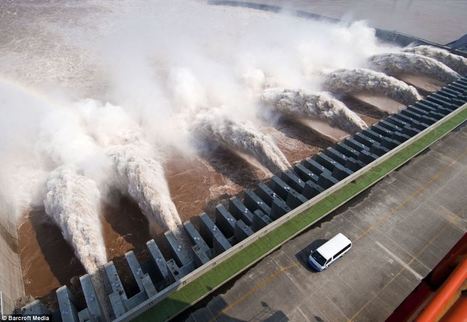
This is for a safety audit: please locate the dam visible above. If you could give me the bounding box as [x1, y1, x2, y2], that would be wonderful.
[18, 77, 467, 320]
[0, 1, 466, 321]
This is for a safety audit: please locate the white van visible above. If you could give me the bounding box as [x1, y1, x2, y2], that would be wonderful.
[308, 233, 352, 271]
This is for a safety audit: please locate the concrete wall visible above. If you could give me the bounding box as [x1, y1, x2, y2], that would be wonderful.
[0, 196, 25, 314]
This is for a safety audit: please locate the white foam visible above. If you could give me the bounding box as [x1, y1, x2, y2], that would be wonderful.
[403, 45, 467, 75]
[261, 88, 367, 133]
[369, 52, 460, 83]
[192, 109, 290, 174]
[44, 166, 107, 274]
[323, 68, 422, 104]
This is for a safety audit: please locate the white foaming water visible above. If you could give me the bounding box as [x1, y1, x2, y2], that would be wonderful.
[260, 88, 367, 134]
[192, 109, 291, 174]
[403, 45, 467, 75]
[44, 166, 107, 274]
[0, 80, 54, 221]
[323, 68, 422, 105]
[78, 100, 183, 235]
[106, 141, 182, 234]
[369, 52, 460, 83]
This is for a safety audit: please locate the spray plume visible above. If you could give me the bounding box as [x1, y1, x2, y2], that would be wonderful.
[369, 52, 460, 83]
[323, 68, 422, 105]
[106, 141, 182, 234]
[79, 101, 182, 235]
[192, 109, 290, 174]
[44, 166, 106, 274]
[260, 88, 367, 134]
[403, 45, 467, 75]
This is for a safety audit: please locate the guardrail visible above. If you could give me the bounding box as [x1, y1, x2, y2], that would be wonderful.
[120, 102, 466, 321]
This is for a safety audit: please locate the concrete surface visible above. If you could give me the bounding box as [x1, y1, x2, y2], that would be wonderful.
[0, 197, 25, 314]
[215, 0, 467, 44]
[184, 123, 467, 322]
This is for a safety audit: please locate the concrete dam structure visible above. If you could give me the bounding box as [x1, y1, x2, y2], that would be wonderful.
[19, 76, 467, 321]
[1, 1, 467, 322]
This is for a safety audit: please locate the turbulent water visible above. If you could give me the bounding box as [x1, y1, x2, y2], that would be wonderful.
[369, 52, 460, 83]
[403, 45, 467, 76]
[260, 88, 367, 134]
[193, 110, 291, 174]
[323, 68, 422, 105]
[79, 101, 183, 235]
[106, 138, 182, 234]
[43, 166, 107, 274]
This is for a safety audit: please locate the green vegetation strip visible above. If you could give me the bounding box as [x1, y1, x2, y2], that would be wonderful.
[135, 107, 467, 322]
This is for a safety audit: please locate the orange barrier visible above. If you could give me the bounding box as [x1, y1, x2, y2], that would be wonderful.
[417, 258, 467, 322]
[442, 296, 467, 322]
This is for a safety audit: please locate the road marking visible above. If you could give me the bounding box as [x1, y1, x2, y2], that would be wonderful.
[439, 205, 466, 230]
[350, 222, 450, 322]
[208, 262, 298, 322]
[355, 148, 467, 241]
[375, 241, 423, 280]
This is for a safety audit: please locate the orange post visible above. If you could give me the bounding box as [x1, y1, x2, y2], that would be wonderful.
[417, 258, 467, 322]
[442, 296, 467, 322]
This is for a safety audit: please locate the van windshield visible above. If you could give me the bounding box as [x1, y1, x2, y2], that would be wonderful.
[311, 251, 327, 266]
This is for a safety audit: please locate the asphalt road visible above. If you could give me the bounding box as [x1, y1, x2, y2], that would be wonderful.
[185, 123, 467, 322]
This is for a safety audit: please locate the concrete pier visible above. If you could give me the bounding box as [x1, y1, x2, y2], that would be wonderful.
[252, 210, 272, 230]
[56, 286, 79, 322]
[192, 245, 210, 267]
[234, 220, 254, 242]
[281, 170, 306, 192]
[255, 183, 288, 209]
[269, 176, 307, 208]
[270, 198, 291, 219]
[214, 204, 236, 237]
[80, 274, 105, 321]
[183, 221, 210, 256]
[302, 180, 324, 199]
[294, 163, 320, 182]
[164, 231, 192, 267]
[125, 251, 157, 298]
[244, 190, 272, 217]
[146, 240, 170, 284]
[229, 197, 254, 226]
[199, 213, 231, 255]
[104, 262, 127, 317]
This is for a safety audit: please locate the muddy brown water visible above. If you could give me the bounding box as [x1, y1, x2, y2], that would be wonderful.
[354, 93, 405, 114]
[398, 74, 445, 94]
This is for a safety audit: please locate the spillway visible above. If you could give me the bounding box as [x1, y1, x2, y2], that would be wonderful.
[369, 52, 461, 83]
[78, 100, 183, 236]
[403, 45, 467, 75]
[44, 166, 107, 274]
[323, 68, 422, 105]
[192, 110, 291, 174]
[260, 88, 367, 134]
[6, 1, 467, 320]
[106, 140, 183, 235]
[25, 75, 467, 321]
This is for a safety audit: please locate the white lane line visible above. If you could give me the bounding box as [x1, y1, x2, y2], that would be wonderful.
[375, 241, 423, 280]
